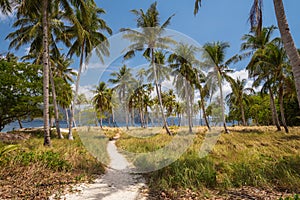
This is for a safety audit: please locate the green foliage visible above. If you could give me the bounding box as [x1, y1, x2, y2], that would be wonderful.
[0, 59, 43, 131]
[279, 194, 300, 200]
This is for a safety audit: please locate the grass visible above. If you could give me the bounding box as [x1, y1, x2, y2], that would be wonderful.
[0, 127, 116, 199]
[116, 126, 300, 198]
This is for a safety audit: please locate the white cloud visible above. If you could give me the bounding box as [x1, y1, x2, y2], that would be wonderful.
[71, 84, 95, 102]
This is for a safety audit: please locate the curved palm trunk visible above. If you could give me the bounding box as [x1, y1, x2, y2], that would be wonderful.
[269, 87, 281, 131]
[17, 118, 23, 129]
[42, 0, 51, 146]
[49, 66, 63, 139]
[200, 97, 211, 130]
[279, 85, 289, 133]
[218, 75, 229, 134]
[151, 50, 171, 135]
[68, 43, 85, 140]
[273, 0, 300, 109]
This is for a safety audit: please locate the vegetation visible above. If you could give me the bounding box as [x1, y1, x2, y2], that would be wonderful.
[116, 126, 300, 199]
[1, 0, 300, 199]
[0, 128, 108, 199]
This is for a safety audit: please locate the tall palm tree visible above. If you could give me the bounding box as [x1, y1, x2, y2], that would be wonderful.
[120, 2, 175, 135]
[226, 78, 254, 126]
[247, 45, 281, 131]
[194, 0, 300, 109]
[203, 42, 234, 134]
[249, 42, 290, 132]
[169, 43, 200, 133]
[108, 65, 136, 129]
[92, 82, 111, 128]
[67, 1, 112, 139]
[4, 0, 88, 145]
[6, 8, 74, 139]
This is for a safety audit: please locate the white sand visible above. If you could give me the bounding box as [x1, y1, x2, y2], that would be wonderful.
[52, 140, 147, 200]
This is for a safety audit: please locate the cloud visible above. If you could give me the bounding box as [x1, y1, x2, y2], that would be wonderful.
[70, 84, 95, 102]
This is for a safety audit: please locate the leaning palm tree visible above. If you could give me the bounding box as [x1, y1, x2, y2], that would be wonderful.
[120, 2, 175, 135]
[226, 78, 254, 126]
[203, 42, 234, 134]
[194, 0, 300, 109]
[66, 1, 112, 139]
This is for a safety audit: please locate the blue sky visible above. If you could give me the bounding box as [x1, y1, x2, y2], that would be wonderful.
[1, 1, 300, 69]
[1, 0, 300, 97]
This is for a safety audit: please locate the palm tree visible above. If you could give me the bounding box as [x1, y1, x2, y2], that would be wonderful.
[193, 69, 211, 130]
[240, 26, 279, 57]
[169, 43, 200, 133]
[4, 0, 89, 145]
[203, 42, 234, 134]
[249, 42, 290, 132]
[226, 78, 254, 126]
[92, 82, 111, 128]
[194, 0, 300, 109]
[247, 44, 281, 131]
[0, 0, 13, 14]
[108, 65, 136, 129]
[76, 93, 88, 126]
[67, 1, 112, 139]
[120, 2, 175, 135]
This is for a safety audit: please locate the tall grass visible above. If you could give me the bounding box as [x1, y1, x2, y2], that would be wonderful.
[116, 126, 300, 197]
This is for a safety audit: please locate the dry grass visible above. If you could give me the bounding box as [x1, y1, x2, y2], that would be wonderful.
[116, 125, 300, 199]
[0, 127, 112, 199]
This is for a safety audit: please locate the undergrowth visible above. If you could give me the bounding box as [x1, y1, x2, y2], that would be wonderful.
[0, 127, 112, 199]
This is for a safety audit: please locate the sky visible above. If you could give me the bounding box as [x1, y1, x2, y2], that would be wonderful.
[1, 0, 300, 99]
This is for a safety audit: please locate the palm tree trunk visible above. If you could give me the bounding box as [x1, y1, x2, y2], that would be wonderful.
[279, 86, 289, 133]
[219, 75, 229, 134]
[68, 44, 85, 140]
[49, 66, 63, 139]
[151, 50, 171, 135]
[17, 118, 23, 129]
[200, 97, 211, 130]
[240, 102, 247, 126]
[42, 0, 51, 146]
[112, 108, 116, 127]
[99, 108, 103, 129]
[185, 79, 192, 133]
[273, 0, 300, 109]
[65, 108, 69, 128]
[269, 87, 281, 131]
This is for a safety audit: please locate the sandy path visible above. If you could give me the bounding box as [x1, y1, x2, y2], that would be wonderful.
[56, 140, 147, 200]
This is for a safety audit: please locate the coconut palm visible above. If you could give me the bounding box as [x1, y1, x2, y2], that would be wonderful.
[203, 42, 234, 134]
[120, 2, 175, 135]
[226, 78, 254, 126]
[249, 42, 290, 132]
[108, 65, 136, 129]
[6, 6, 71, 139]
[194, 0, 300, 109]
[67, 1, 112, 139]
[193, 69, 211, 130]
[4, 0, 89, 145]
[92, 82, 111, 128]
[168, 43, 200, 133]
